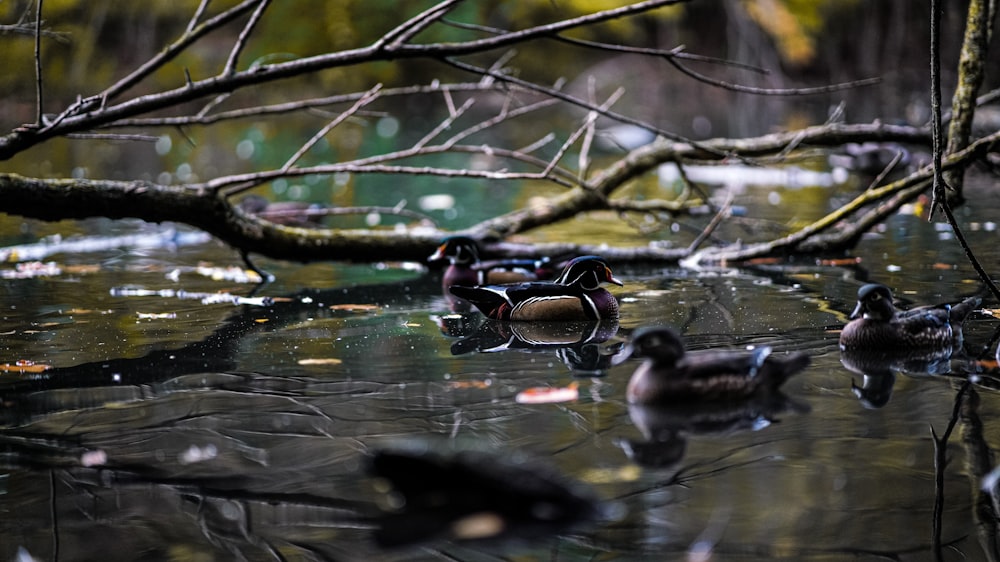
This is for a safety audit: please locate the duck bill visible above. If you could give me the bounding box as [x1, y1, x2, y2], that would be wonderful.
[605, 267, 624, 287]
[849, 301, 863, 320]
[428, 243, 447, 262]
[609, 342, 635, 366]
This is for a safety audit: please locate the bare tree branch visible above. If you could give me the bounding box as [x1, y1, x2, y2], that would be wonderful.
[224, 0, 271, 76]
[33, 0, 43, 127]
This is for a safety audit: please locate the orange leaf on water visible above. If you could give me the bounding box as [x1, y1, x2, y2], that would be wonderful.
[0, 360, 52, 373]
[515, 382, 579, 404]
[329, 303, 381, 312]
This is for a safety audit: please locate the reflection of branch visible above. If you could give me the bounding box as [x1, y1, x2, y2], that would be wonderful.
[960, 386, 1000, 561]
[931, 381, 969, 560]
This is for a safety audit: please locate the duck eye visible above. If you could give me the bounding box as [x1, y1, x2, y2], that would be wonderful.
[870, 293, 881, 301]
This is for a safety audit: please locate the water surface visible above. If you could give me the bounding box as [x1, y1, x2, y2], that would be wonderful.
[2, 178, 1000, 561]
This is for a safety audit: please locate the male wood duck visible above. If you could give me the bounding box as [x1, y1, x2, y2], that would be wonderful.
[620, 326, 811, 405]
[839, 284, 981, 351]
[448, 256, 622, 321]
[428, 236, 555, 287]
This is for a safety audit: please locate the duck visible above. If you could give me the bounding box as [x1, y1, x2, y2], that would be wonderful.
[237, 194, 324, 227]
[448, 255, 622, 321]
[839, 283, 981, 351]
[428, 236, 555, 288]
[620, 326, 810, 405]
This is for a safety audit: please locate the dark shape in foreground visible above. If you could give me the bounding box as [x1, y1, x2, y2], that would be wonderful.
[449, 255, 622, 321]
[618, 326, 811, 405]
[368, 447, 606, 548]
[839, 283, 980, 351]
[450, 318, 622, 373]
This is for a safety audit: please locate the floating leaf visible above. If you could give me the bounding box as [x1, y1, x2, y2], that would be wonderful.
[0, 360, 52, 373]
[515, 382, 579, 404]
[329, 303, 381, 313]
[448, 379, 492, 389]
[298, 358, 343, 366]
[817, 257, 862, 266]
[136, 312, 178, 320]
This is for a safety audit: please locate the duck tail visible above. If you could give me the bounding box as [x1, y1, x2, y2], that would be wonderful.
[951, 294, 982, 323]
[759, 352, 811, 389]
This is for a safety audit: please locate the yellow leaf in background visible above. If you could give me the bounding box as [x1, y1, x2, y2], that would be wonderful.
[254, 318, 270, 323]
[515, 382, 579, 404]
[298, 358, 343, 366]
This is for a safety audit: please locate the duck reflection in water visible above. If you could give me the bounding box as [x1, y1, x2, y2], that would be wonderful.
[839, 283, 983, 408]
[368, 444, 608, 549]
[620, 392, 810, 468]
[614, 326, 811, 468]
[450, 318, 622, 373]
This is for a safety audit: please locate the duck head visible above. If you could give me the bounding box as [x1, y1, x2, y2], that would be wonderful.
[618, 326, 685, 368]
[553, 256, 623, 290]
[850, 283, 896, 321]
[429, 236, 480, 265]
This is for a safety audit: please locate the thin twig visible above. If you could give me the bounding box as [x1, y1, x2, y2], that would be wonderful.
[543, 87, 625, 178]
[185, 0, 212, 33]
[441, 17, 771, 75]
[864, 149, 905, 190]
[100, 0, 260, 102]
[687, 190, 733, 253]
[375, 0, 461, 49]
[33, 0, 43, 127]
[224, 0, 271, 76]
[928, 0, 1000, 301]
[103, 82, 521, 129]
[413, 97, 475, 150]
[666, 57, 881, 96]
[280, 84, 383, 172]
[930, 0, 945, 217]
[442, 97, 558, 150]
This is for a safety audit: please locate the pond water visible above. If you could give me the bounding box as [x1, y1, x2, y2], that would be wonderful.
[2, 173, 1000, 561]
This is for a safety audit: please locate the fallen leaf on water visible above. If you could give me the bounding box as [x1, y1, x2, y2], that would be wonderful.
[817, 257, 862, 266]
[136, 312, 178, 320]
[515, 382, 579, 404]
[298, 358, 343, 366]
[63, 264, 102, 274]
[330, 303, 381, 312]
[0, 360, 52, 373]
[254, 318, 270, 323]
[932, 263, 954, 270]
[448, 379, 493, 389]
